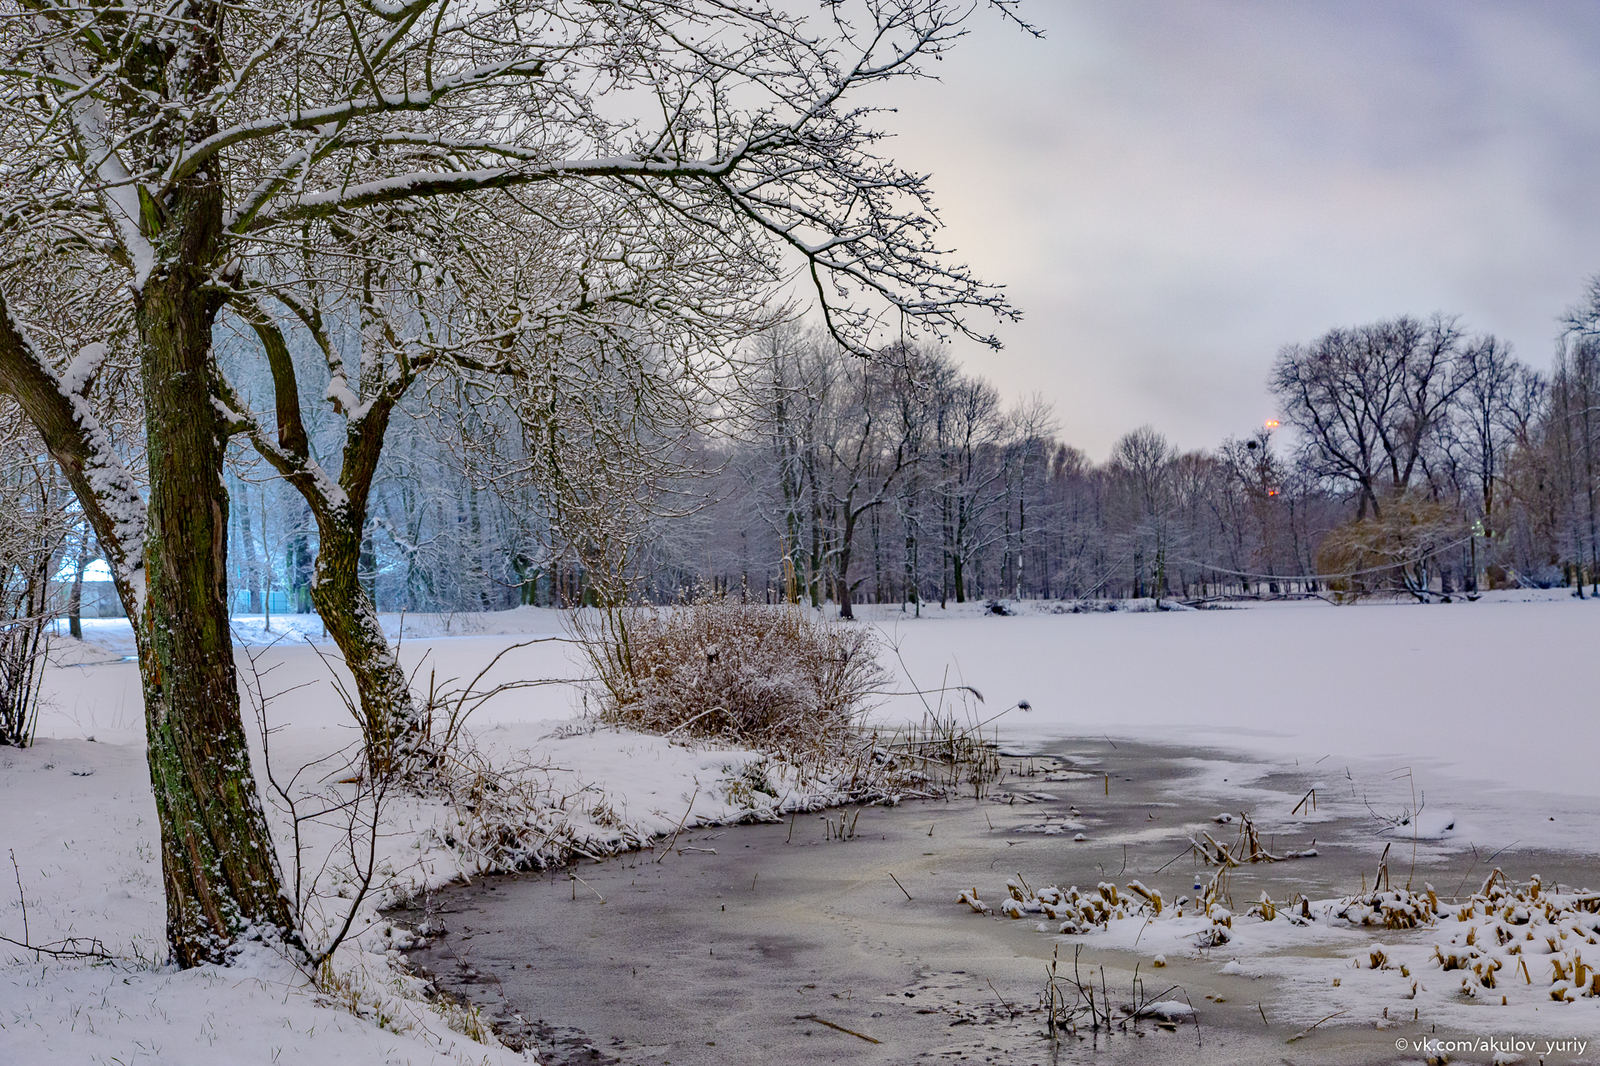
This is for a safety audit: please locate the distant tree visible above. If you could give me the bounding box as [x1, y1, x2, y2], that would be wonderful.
[1109, 426, 1175, 601]
[1450, 335, 1524, 586]
[934, 374, 1005, 604]
[997, 397, 1056, 601]
[822, 352, 919, 619]
[1271, 315, 1477, 521]
[1558, 284, 1600, 594]
[1215, 430, 1284, 591]
[1548, 338, 1599, 594]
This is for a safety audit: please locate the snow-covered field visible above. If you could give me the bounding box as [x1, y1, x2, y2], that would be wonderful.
[866, 589, 1600, 851]
[2, 592, 1596, 1063]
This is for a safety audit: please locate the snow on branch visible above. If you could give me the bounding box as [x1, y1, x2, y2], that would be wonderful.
[0, 292, 147, 618]
[5, 0, 1017, 373]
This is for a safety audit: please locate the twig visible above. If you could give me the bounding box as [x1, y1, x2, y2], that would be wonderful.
[10, 848, 27, 950]
[889, 872, 914, 901]
[988, 978, 1015, 1016]
[309, 765, 391, 969]
[0, 933, 112, 960]
[1451, 842, 1483, 899]
[1485, 839, 1521, 864]
[1153, 842, 1195, 874]
[568, 872, 606, 904]
[797, 1014, 880, 1043]
[1286, 1009, 1347, 1043]
[654, 787, 700, 862]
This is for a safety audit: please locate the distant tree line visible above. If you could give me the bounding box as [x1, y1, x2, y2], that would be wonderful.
[23, 291, 1600, 619]
[663, 304, 1600, 608]
[204, 292, 1600, 611]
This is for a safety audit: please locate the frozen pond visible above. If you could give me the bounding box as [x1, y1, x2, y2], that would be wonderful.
[402, 739, 1600, 1066]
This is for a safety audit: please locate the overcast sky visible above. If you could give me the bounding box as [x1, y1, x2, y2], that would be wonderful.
[880, 0, 1600, 459]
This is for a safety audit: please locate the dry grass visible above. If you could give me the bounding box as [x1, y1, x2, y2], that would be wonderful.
[580, 596, 885, 759]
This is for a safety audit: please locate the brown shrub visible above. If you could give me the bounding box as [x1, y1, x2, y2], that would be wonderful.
[582, 597, 884, 757]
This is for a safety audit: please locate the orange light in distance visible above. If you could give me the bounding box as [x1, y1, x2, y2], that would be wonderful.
[1264, 420, 1280, 428]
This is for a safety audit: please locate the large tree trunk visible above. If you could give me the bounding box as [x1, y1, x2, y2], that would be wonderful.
[135, 222, 297, 965]
[1, 267, 296, 966]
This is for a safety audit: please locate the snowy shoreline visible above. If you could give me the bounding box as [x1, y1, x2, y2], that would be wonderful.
[409, 737, 1600, 1065]
[6, 593, 1599, 1064]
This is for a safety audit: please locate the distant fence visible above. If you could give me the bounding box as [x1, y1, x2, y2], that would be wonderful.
[45, 580, 125, 620]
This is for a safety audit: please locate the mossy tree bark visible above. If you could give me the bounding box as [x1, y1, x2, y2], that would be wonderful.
[137, 208, 299, 963]
[0, 255, 298, 966]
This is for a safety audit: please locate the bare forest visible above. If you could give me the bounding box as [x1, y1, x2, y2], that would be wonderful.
[194, 307, 1600, 617]
[14, 303, 1600, 642]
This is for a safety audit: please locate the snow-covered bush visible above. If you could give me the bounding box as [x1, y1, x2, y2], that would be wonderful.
[583, 596, 885, 757]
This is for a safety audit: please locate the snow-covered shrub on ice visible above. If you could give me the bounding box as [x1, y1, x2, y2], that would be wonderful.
[1330, 886, 1439, 929]
[966, 877, 1162, 933]
[1418, 870, 1600, 997]
[583, 595, 885, 757]
[1045, 598, 1190, 614]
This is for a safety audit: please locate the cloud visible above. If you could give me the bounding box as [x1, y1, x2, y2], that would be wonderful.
[880, 0, 1600, 457]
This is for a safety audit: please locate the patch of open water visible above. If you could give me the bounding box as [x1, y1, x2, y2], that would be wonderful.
[399, 740, 1600, 1065]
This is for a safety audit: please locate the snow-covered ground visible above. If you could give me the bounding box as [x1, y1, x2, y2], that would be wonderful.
[862, 589, 1600, 852]
[3, 592, 1596, 1062]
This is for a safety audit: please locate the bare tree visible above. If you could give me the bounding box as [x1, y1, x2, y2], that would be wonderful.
[1451, 335, 1523, 586]
[992, 396, 1054, 601]
[822, 350, 918, 619]
[935, 373, 1004, 604]
[0, 402, 71, 746]
[0, 0, 1016, 965]
[1272, 315, 1476, 520]
[1109, 426, 1175, 601]
[1549, 339, 1599, 594]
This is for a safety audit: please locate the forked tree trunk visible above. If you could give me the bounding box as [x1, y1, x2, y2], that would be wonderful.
[224, 301, 424, 777]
